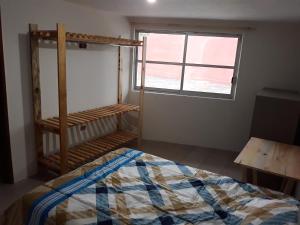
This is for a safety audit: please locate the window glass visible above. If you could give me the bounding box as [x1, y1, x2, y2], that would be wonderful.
[138, 33, 185, 63]
[137, 63, 182, 90]
[183, 66, 234, 94]
[186, 36, 238, 66]
[135, 30, 241, 98]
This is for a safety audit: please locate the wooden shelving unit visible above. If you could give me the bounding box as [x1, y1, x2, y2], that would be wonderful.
[29, 23, 147, 175]
[37, 104, 140, 133]
[39, 131, 137, 173]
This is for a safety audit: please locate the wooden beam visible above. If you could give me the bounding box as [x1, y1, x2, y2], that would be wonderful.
[138, 37, 147, 147]
[29, 30, 143, 46]
[57, 23, 68, 174]
[30, 30, 57, 39]
[29, 24, 43, 160]
[66, 32, 142, 46]
[117, 39, 122, 130]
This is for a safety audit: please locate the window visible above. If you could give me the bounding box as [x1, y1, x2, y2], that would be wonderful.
[134, 30, 242, 99]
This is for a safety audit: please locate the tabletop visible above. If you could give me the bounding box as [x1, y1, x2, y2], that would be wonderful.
[234, 137, 300, 181]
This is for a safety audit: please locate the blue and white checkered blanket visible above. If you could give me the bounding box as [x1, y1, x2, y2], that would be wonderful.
[25, 148, 299, 225]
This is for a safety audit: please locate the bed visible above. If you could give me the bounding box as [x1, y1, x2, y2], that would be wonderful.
[3, 148, 299, 225]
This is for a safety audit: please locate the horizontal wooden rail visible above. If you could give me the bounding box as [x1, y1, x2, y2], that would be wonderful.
[31, 30, 142, 46]
[31, 30, 58, 39]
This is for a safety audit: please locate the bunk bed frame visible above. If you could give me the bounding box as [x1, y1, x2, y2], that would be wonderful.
[29, 23, 147, 175]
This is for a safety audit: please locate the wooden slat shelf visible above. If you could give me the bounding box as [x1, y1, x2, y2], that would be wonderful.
[31, 30, 143, 46]
[37, 103, 139, 133]
[38, 130, 137, 173]
[30, 23, 146, 175]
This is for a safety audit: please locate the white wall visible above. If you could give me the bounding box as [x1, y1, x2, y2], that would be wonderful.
[1, 0, 131, 182]
[2, 1, 300, 182]
[129, 18, 300, 152]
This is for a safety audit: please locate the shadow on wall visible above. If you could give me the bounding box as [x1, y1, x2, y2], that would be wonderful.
[18, 33, 36, 176]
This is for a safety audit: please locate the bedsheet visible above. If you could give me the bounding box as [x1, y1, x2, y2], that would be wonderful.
[3, 148, 299, 225]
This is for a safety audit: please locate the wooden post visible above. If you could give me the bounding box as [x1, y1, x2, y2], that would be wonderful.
[138, 37, 147, 147]
[242, 168, 248, 183]
[29, 24, 43, 160]
[252, 169, 258, 185]
[117, 38, 122, 130]
[283, 179, 295, 195]
[57, 24, 68, 174]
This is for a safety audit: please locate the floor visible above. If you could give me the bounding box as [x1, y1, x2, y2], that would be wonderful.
[0, 140, 242, 216]
[141, 140, 242, 180]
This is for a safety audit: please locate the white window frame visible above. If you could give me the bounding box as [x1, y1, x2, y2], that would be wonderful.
[133, 29, 243, 99]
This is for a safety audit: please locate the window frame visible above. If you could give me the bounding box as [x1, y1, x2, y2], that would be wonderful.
[133, 29, 243, 100]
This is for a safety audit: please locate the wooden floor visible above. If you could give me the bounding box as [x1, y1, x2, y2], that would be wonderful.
[0, 140, 242, 216]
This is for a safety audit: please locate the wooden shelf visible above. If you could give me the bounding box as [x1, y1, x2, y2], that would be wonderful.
[30, 24, 146, 175]
[31, 30, 143, 46]
[38, 130, 137, 173]
[37, 104, 139, 133]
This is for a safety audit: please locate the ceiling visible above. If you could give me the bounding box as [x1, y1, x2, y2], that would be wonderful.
[66, 0, 300, 22]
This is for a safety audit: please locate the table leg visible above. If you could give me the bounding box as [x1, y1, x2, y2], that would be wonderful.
[242, 168, 258, 185]
[252, 169, 258, 185]
[242, 168, 248, 183]
[282, 179, 295, 195]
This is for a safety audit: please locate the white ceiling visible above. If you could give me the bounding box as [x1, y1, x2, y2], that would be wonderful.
[66, 0, 300, 21]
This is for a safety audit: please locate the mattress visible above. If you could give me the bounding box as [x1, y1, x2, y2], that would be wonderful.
[3, 148, 299, 225]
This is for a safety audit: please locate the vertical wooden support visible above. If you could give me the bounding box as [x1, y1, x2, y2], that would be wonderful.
[252, 169, 258, 185]
[29, 24, 43, 160]
[242, 168, 248, 183]
[117, 39, 122, 130]
[283, 179, 295, 195]
[57, 24, 68, 174]
[138, 37, 147, 147]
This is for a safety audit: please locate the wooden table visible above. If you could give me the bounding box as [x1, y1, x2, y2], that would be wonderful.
[234, 137, 300, 194]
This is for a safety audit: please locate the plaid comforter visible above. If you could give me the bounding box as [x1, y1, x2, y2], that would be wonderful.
[4, 148, 300, 225]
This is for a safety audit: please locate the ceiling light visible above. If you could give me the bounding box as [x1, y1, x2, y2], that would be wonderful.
[147, 0, 156, 4]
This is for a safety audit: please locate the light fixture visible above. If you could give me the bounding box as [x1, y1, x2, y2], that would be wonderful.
[147, 0, 156, 3]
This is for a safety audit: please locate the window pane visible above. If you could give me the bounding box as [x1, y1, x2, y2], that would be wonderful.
[138, 33, 185, 63]
[186, 36, 238, 66]
[136, 63, 182, 90]
[183, 66, 234, 94]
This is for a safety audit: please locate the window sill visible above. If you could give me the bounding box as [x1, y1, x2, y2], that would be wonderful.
[131, 88, 235, 101]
